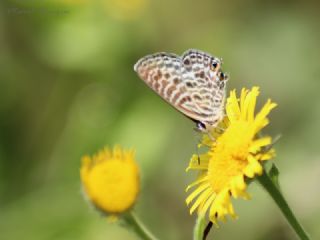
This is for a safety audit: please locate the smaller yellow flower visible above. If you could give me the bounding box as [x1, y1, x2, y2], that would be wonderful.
[186, 87, 277, 225]
[80, 145, 139, 215]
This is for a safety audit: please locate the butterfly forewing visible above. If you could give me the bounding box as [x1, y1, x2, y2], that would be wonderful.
[134, 52, 199, 118]
[134, 49, 228, 129]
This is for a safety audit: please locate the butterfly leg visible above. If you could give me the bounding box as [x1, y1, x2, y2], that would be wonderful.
[207, 131, 216, 142]
[215, 126, 225, 133]
[192, 132, 203, 165]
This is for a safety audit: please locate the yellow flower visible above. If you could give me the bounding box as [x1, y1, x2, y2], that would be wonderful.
[81, 145, 139, 215]
[186, 87, 277, 225]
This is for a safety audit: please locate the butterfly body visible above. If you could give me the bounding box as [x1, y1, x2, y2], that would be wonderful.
[134, 49, 228, 131]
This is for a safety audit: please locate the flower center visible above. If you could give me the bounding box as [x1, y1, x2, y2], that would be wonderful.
[208, 121, 254, 193]
[87, 158, 139, 213]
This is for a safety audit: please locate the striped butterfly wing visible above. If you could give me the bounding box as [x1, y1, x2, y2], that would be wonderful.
[181, 49, 227, 126]
[134, 50, 228, 128]
[134, 52, 201, 121]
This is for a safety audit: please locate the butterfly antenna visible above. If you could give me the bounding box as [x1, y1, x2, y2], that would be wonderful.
[262, 134, 282, 152]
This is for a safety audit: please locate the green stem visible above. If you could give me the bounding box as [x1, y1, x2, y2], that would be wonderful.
[193, 215, 206, 240]
[123, 212, 158, 240]
[257, 171, 310, 240]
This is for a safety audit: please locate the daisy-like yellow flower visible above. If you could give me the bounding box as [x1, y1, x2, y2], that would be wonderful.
[186, 87, 277, 225]
[80, 145, 139, 215]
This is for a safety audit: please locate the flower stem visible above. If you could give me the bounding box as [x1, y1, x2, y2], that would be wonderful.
[193, 215, 206, 240]
[193, 215, 213, 240]
[257, 171, 310, 240]
[123, 212, 158, 240]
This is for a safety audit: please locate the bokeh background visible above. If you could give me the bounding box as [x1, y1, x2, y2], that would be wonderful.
[1, 0, 319, 239]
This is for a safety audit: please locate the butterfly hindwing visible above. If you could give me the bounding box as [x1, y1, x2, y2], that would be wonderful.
[181, 49, 226, 125]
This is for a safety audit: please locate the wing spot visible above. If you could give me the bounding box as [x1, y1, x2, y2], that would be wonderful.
[184, 59, 190, 65]
[173, 78, 181, 84]
[167, 86, 176, 97]
[179, 97, 187, 105]
[155, 82, 160, 91]
[194, 95, 202, 100]
[179, 96, 192, 105]
[165, 73, 171, 78]
[160, 80, 169, 96]
[186, 82, 194, 88]
[202, 106, 211, 112]
[172, 91, 181, 104]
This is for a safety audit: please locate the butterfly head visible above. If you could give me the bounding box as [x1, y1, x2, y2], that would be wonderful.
[196, 117, 223, 133]
[196, 121, 207, 132]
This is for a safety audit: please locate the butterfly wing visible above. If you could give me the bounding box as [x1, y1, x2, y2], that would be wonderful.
[181, 49, 227, 126]
[134, 52, 204, 122]
[134, 50, 228, 128]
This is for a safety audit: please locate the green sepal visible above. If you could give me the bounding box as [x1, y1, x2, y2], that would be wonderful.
[268, 163, 281, 190]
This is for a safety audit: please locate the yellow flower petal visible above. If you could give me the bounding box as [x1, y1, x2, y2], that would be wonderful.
[186, 87, 277, 225]
[249, 137, 272, 153]
[198, 193, 216, 216]
[189, 188, 212, 214]
[226, 90, 241, 122]
[186, 182, 210, 205]
[186, 175, 210, 192]
[186, 154, 209, 171]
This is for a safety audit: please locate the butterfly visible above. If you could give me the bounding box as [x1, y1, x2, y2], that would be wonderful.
[134, 49, 228, 132]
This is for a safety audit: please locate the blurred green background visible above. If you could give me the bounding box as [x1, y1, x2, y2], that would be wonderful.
[0, 0, 319, 239]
